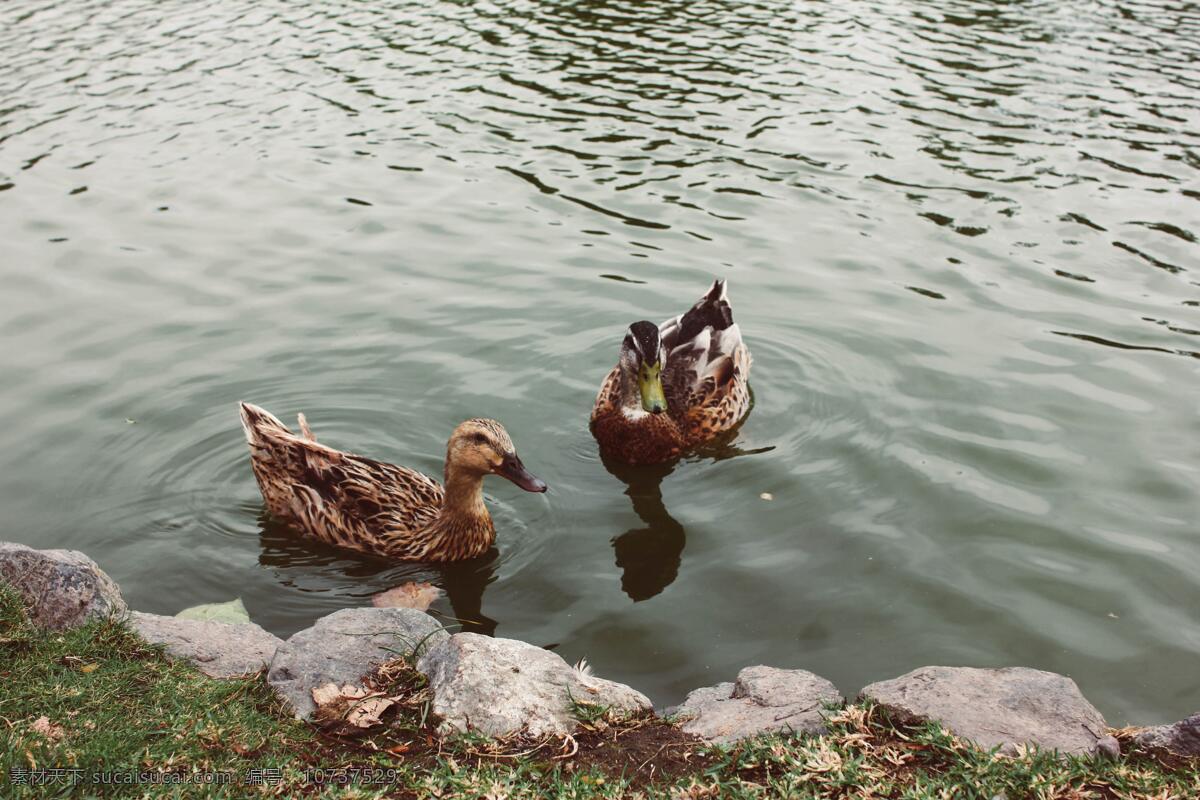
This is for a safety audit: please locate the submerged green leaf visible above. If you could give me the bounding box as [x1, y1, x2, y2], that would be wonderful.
[175, 598, 250, 624]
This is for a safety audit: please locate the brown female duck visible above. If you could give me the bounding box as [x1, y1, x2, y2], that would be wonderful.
[590, 280, 752, 464]
[239, 403, 546, 561]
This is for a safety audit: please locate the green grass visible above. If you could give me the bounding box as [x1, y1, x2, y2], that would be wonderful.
[1, 585, 1196, 799]
[566, 686, 614, 726]
[0, 588, 326, 798]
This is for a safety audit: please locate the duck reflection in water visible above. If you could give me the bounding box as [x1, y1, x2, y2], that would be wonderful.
[605, 458, 685, 602]
[256, 512, 500, 635]
[602, 433, 772, 602]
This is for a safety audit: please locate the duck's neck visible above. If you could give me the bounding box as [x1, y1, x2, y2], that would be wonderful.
[426, 464, 494, 559]
[441, 464, 489, 520]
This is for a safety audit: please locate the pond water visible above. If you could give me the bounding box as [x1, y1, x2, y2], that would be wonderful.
[2, 0, 1198, 724]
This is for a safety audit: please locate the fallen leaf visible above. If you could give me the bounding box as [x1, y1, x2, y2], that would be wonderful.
[346, 696, 395, 728]
[311, 682, 354, 708]
[372, 582, 442, 611]
[311, 683, 395, 729]
[176, 598, 251, 624]
[80, 663, 99, 674]
[30, 716, 64, 741]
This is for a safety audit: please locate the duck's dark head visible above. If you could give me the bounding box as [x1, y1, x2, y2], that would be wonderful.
[618, 321, 667, 414]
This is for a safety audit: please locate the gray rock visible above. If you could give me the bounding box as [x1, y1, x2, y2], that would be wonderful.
[667, 666, 843, 744]
[130, 611, 283, 678]
[268, 607, 447, 720]
[0, 542, 127, 630]
[1132, 712, 1200, 760]
[416, 633, 652, 738]
[859, 666, 1113, 757]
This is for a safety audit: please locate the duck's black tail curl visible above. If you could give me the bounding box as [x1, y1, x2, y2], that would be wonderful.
[674, 279, 734, 344]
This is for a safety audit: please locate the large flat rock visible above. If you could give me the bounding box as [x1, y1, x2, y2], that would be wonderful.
[860, 666, 1117, 757]
[417, 633, 652, 738]
[0, 541, 127, 630]
[667, 666, 843, 744]
[130, 612, 283, 678]
[268, 607, 448, 720]
[1132, 712, 1200, 761]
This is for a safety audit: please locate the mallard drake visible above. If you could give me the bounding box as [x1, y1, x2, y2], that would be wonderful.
[239, 403, 546, 561]
[590, 280, 752, 464]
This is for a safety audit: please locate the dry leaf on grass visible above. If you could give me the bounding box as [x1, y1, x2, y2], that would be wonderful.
[311, 683, 396, 729]
[347, 696, 395, 728]
[31, 716, 64, 741]
[311, 682, 355, 708]
[372, 582, 442, 611]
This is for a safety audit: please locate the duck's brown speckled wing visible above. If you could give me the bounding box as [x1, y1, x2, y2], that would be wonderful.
[285, 451, 445, 554]
[677, 335, 752, 442]
[240, 403, 443, 555]
[659, 281, 752, 444]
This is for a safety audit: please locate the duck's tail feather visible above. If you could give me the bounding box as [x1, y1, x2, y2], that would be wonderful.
[699, 279, 732, 326]
[702, 278, 728, 305]
[663, 279, 734, 349]
[239, 402, 292, 445]
[686, 279, 733, 332]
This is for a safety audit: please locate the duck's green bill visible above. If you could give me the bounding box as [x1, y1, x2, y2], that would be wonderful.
[639, 361, 667, 413]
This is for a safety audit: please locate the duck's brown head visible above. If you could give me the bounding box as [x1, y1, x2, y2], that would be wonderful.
[446, 419, 547, 493]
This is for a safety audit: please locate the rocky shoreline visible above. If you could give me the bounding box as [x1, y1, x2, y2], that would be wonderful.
[2, 540, 1196, 762]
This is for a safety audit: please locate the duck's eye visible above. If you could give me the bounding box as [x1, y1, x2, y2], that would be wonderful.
[472, 433, 489, 445]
